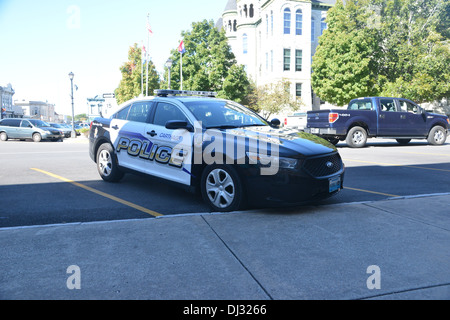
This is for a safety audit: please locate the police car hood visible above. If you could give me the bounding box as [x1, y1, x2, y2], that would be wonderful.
[224, 125, 337, 158]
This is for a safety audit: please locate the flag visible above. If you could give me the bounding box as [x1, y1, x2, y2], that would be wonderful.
[178, 40, 186, 54]
[146, 22, 153, 35]
[142, 45, 147, 63]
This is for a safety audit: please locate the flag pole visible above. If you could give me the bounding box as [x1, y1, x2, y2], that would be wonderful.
[141, 42, 144, 96]
[180, 51, 183, 90]
[146, 13, 150, 96]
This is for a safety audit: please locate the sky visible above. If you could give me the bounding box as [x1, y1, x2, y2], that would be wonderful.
[0, 0, 226, 116]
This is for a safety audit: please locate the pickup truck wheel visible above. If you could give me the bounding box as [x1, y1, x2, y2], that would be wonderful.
[427, 126, 447, 145]
[201, 165, 244, 212]
[96, 143, 124, 182]
[346, 126, 367, 148]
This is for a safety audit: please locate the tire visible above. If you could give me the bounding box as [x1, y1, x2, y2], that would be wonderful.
[32, 133, 42, 142]
[346, 126, 367, 148]
[396, 139, 411, 145]
[201, 164, 245, 212]
[0, 132, 8, 141]
[427, 126, 447, 145]
[96, 143, 124, 182]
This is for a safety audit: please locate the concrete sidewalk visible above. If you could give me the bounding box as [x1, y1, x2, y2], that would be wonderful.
[1, 194, 449, 300]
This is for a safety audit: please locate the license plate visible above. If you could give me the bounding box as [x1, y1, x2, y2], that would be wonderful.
[311, 128, 320, 134]
[329, 176, 341, 193]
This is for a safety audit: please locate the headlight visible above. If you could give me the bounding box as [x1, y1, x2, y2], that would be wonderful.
[246, 152, 298, 169]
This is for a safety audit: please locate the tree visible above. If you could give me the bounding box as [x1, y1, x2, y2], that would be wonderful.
[115, 43, 160, 105]
[164, 20, 251, 103]
[312, 0, 449, 105]
[311, 0, 381, 106]
[249, 79, 303, 119]
[375, 0, 450, 102]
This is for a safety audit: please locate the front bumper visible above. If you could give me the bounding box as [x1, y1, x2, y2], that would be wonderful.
[239, 164, 345, 207]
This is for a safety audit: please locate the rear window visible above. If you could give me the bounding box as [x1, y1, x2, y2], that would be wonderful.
[348, 100, 373, 111]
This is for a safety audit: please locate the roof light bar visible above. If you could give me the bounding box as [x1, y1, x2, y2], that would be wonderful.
[154, 89, 217, 97]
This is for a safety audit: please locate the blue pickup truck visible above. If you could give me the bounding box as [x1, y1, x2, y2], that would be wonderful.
[305, 97, 450, 148]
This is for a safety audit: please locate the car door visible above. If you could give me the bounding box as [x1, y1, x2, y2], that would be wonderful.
[144, 101, 194, 186]
[4, 119, 21, 138]
[19, 120, 34, 139]
[111, 101, 154, 171]
[377, 98, 399, 136]
[396, 99, 427, 136]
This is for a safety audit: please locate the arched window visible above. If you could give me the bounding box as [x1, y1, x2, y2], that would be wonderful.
[271, 11, 274, 35]
[321, 18, 327, 35]
[250, 4, 254, 18]
[311, 18, 315, 41]
[233, 20, 237, 32]
[244, 5, 248, 18]
[243, 34, 248, 54]
[284, 8, 291, 34]
[296, 9, 302, 35]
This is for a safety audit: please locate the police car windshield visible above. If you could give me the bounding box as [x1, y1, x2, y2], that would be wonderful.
[183, 100, 268, 129]
[29, 120, 51, 128]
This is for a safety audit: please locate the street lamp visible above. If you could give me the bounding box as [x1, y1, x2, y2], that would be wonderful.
[165, 58, 173, 89]
[68, 72, 76, 138]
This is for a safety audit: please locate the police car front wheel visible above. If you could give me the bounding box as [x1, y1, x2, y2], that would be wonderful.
[97, 143, 124, 182]
[201, 165, 244, 212]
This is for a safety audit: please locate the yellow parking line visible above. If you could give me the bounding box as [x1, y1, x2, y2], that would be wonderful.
[345, 187, 399, 198]
[344, 159, 450, 173]
[31, 168, 163, 217]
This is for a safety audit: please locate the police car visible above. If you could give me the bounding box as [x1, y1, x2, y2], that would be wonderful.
[89, 90, 345, 212]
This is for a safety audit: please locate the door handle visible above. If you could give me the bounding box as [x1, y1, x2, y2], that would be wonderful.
[112, 125, 119, 130]
[147, 130, 157, 137]
[400, 115, 406, 119]
[379, 114, 385, 119]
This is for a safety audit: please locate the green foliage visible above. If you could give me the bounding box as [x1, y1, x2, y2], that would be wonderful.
[115, 43, 160, 105]
[164, 20, 250, 103]
[312, 0, 450, 105]
[248, 79, 303, 119]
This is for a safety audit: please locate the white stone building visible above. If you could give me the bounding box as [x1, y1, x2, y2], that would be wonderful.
[219, 0, 336, 112]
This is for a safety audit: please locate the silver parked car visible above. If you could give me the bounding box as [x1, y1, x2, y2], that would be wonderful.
[49, 122, 72, 138]
[0, 118, 64, 142]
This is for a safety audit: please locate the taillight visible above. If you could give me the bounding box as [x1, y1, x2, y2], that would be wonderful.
[329, 113, 339, 123]
[284, 118, 287, 125]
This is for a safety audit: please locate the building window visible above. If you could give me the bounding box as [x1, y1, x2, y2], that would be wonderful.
[283, 49, 291, 71]
[266, 14, 269, 37]
[271, 50, 274, 72]
[243, 34, 248, 54]
[271, 11, 274, 36]
[296, 83, 302, 97]
[295, 50, 302, 72]
[284, 8, 291, 34]
[266, 52, 269, 70]
[250, 4, 254, 18]
[321, 18, 327, 35]
[296, 9, 302, 35]
[311, 18, 316, 41]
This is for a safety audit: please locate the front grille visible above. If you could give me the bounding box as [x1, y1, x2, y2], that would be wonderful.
[51, 130, 60, 134]
[303, 153, 343, 178]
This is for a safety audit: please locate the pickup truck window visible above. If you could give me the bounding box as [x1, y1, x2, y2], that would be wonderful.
[348, 100, 372, 111]
[380, 98, 396, 112]
[398, 100, 419, 114]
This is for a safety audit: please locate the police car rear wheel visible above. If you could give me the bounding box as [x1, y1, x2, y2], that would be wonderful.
[201, 165, 244, 212]
[97, 143, 124, 182]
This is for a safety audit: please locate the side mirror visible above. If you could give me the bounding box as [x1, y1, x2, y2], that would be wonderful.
[270, 118, 281, 127]
[165, 120, 193, 132]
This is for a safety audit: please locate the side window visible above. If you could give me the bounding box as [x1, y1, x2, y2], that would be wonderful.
[20, 120, 31, 127]
[153, 103, 188, 127]
[380, 98, 396, 112]
[399, 100, 418, 113]
[115, 105, 131, 120]
[127, 102, 153, 123]
[5, 119, 21, 127]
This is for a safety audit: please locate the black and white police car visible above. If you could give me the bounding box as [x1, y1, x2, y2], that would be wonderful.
[89, 90, 345, 212]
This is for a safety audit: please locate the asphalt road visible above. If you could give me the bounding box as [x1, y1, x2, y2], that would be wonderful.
[0, 137, 449, 228]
